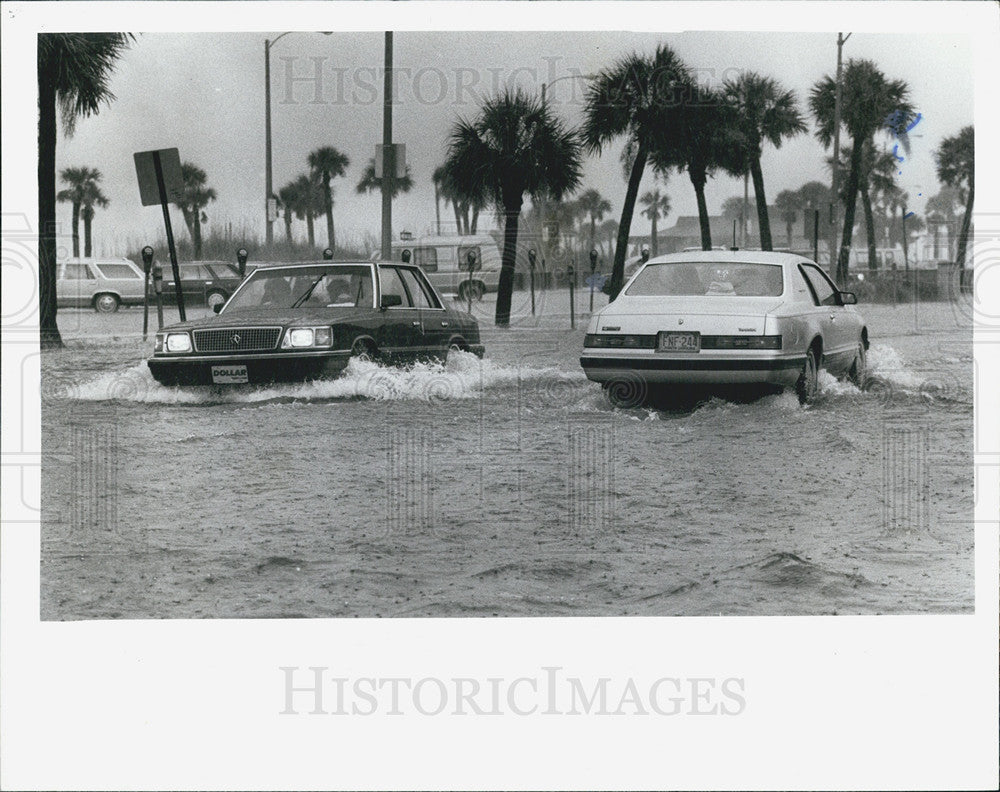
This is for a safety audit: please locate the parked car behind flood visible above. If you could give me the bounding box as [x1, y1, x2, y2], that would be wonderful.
[56, 257, 146, 313]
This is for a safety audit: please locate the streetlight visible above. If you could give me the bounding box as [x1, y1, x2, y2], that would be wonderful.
[264, 31, 331, 246]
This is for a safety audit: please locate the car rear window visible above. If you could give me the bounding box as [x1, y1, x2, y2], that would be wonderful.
[625, 262, 784, 297]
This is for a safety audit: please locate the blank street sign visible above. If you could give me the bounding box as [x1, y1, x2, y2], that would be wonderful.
[134, 148, 184, 206]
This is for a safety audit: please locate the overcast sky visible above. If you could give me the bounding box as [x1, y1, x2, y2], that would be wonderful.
[54, 29, 973, 256]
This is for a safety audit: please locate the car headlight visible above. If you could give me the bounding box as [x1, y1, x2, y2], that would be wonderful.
[281, 326, 333, 349]
[165, 332, 192, 353]
[154, 333, 164, 353]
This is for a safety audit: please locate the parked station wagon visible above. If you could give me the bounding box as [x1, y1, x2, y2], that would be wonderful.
[56, 258, 146, 313]
[580, 251, 869, 404]
[148, 261, 484, 386]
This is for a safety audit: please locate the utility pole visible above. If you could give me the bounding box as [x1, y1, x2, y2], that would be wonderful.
[380, 31, 394, 261]
[264, 38, 274, 246]
[830, 32, 851, 276]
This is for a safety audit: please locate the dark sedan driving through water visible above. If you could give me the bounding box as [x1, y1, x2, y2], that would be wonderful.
[148, 261, 484, 386]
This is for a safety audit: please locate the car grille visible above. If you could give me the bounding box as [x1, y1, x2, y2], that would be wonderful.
[193, 327, 281, 353]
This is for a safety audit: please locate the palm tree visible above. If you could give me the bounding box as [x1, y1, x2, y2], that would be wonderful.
[773, 190, 800, 249]
[639, 189, 670, 256]
[356, 157, 414, 198]
[598, 218, 619, 259]
[290, 173, 323, 247]
[723, 72, 807, 251]
[830, 143, 899, 269]
[277, 181, 299, 243]
[810, 58, 915, 282]
[57, 166, 106, 257]
[308, 146, 349, 251]
[576, 188, 613, 252]
[38, 33, 133, 348]
[581, 44, 690, 298]
[649, 86, 745, 253]
[177, 163, 217, 259]
[79, 179, 109, 257]
[935, 125, 974, 276]
[444, 87, 583, 326]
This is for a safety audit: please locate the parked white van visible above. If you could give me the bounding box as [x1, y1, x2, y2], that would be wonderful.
[56, 257, 146, 313]
[389, 234, 503, 301]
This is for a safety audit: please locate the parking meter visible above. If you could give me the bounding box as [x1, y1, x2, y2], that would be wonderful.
[528, 249, 537, 316]
[401, 248, 412, 263]
[589, 248, 598, 273]
[322, 248, 334, 261]
[152, 263, 163, 294]
[641, 247, 650, 264]
[236, 247, 249, 278]
[528, 249, 537, 270]
[141, 245, 154, 274]
[465, 249, 477, 312]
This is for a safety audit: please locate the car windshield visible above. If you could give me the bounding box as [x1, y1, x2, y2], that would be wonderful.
[224, 266, 373, 311]
[625, 262, 784, 297]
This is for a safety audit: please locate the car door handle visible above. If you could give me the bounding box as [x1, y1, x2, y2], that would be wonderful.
[412, 321, 421, 327]
[830, 314, 836, 321]
[441, 321, 449, 327]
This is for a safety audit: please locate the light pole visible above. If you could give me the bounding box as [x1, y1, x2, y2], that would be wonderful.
[380, 31, 394, 261]
[265, 32, 331, 246]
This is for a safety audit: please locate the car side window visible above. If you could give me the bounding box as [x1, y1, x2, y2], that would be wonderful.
[414, 247, 438, 272]
[410, 268, 443, 309]
[95, 264, 141, 279]
[800, 265, 838, 307]
[398, 268, 438, 309]
[63, 263, 94, 280]
[380, 267, 413, 307]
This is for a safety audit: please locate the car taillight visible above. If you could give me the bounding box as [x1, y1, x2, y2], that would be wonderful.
[584, 334, 655, 348]
[710, 335, 782, 350]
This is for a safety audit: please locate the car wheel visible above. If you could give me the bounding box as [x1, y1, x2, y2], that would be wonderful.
[94, 293, 120, 313]
[848, 340, 868, 389]
[351, 339, 377, 361]
[796, 345, 820, 404]
[206, 290, 227, 310]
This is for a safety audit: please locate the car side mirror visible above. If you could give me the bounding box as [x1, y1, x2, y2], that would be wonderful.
[380, 294, 402, 309]
[839, 291, 857, 305]
[213, 302, 224, 314]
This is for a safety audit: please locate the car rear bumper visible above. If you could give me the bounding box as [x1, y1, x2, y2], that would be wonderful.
[580, 352, 805, 386]
[148, 350, 352, 386]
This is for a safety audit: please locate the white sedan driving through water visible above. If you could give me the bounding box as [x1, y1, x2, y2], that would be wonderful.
[580, 251, 868, 404]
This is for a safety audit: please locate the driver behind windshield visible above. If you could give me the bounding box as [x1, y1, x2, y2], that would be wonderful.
[325, 276, 354, 306]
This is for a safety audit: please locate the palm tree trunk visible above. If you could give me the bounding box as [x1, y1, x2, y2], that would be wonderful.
[37, 55, 62, 348]
[471, 205, 480, 235]
[955, 174, 974, 279]
[452, 203, 463, 236]
[688, 165, 712, 250]
[750, 155, 772, 251]
[836, 139, 864, 282]
[284, 211, 293, 243]
[861, 183, 876, 270]
[495, 198, 523, 327]
[786, 218, 794, 249]
[71, 202, 81, 257]
[610, 140, 648, 298]
[324, 187, 335, 249]
[306, 213, 315, 248]
[650, 211, 658, 257]
[590, 216, 597, 253]
[900, 204, 909, 271]
[194, 211, 203, 259]
[83, 210, 94, 257]
[434, 185, 442, 235]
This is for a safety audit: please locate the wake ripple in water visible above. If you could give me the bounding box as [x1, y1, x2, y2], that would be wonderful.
[71, 350, 582, 405]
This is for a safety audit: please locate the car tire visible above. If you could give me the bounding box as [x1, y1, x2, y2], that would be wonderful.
[206, 290, 227, 310]
[351, 339, 377, 361]
[796, 345, 820, 404]
[94, 293, 120, 313]
[848, 340, 868, 389]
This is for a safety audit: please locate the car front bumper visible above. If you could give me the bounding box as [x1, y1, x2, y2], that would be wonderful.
[580, 351, 805, 387]
[148, 349, 352, 386]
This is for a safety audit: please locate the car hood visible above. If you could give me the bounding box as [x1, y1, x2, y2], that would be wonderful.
[159, 307, 371, 332]
[601, 295, 785, 316]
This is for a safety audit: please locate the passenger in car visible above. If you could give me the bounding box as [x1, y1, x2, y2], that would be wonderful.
[326, 277, 354, 305]
[262, 277, 291, 306]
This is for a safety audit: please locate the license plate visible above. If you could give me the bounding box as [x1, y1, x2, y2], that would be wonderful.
[658, 331, 700, 352]
[211, 365, 248, 384]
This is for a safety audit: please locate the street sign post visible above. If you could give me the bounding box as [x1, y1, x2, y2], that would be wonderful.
[134, 148, 186, 320]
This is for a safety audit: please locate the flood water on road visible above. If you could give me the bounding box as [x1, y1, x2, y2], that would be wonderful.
[39, 300, 974, 619]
